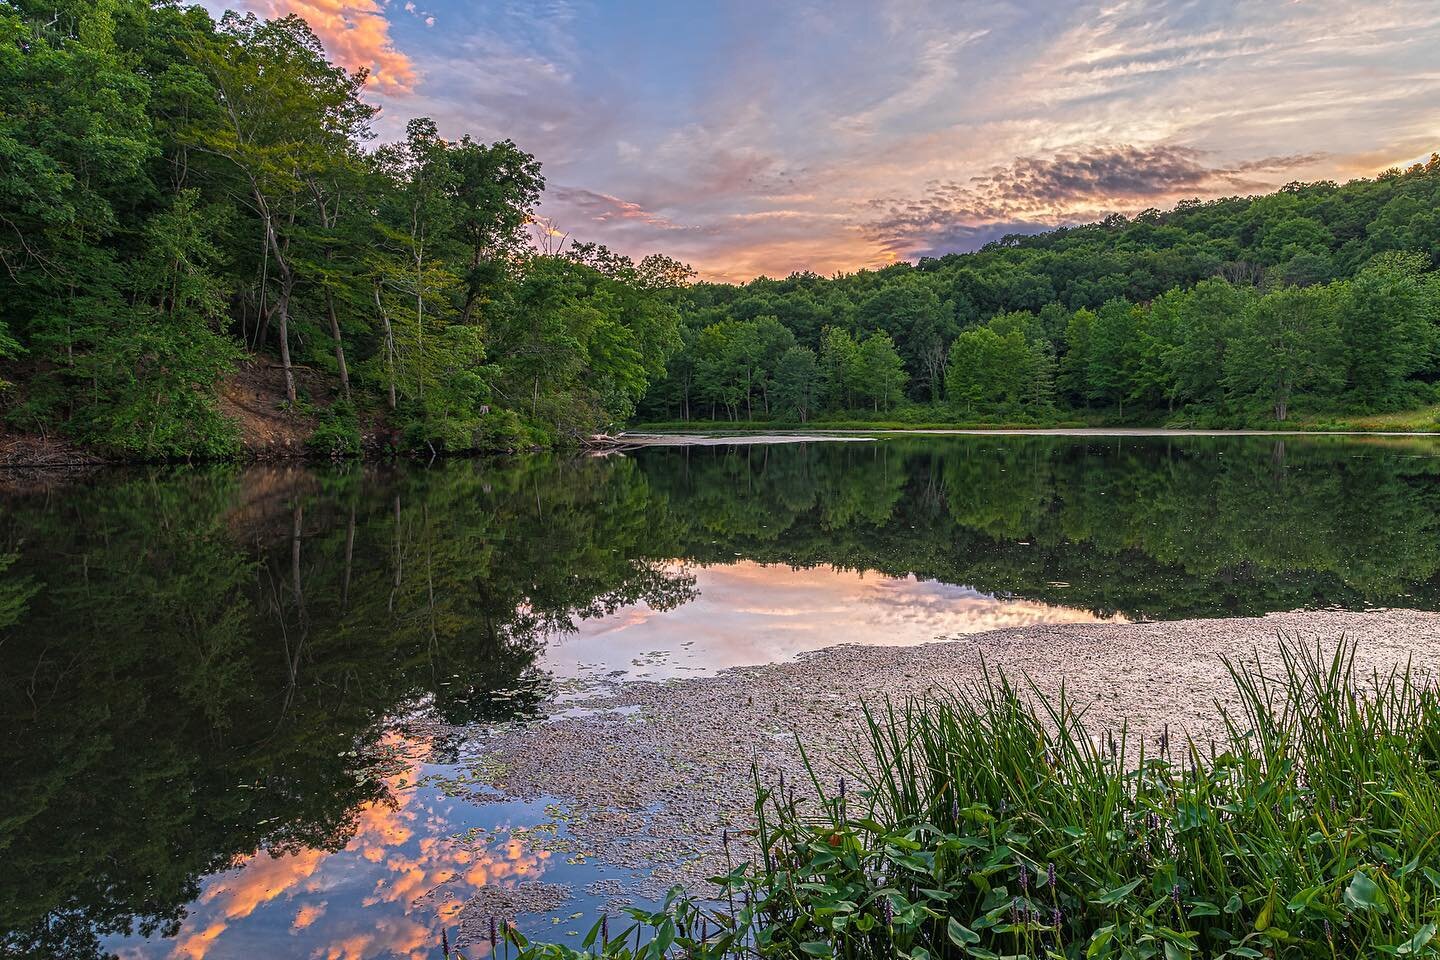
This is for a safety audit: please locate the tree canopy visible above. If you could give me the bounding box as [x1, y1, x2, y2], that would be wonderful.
[0, 0, 688, 457]
[639, 160, 1440, 425]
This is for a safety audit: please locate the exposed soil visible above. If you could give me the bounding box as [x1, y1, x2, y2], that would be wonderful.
[216, 359, 326, 457]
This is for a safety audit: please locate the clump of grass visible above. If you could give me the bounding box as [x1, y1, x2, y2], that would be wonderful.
[504, 638, 1440, 958]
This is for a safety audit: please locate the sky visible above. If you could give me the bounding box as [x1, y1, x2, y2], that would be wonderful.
[225, 0, 1440, 281]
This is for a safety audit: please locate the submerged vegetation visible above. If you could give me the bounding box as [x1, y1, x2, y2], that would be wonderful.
[506, 640, 1440, 958]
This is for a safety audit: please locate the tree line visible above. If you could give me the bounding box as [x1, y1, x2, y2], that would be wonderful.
[0, 1, 689, 458]
[639, 160, 1440, 425]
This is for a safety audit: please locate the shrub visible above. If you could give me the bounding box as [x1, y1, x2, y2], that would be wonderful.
[307, 405, 362, 458]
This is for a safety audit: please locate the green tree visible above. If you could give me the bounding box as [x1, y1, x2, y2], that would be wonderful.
[855, 331, 908, 411]
[448, 137, 544, 326]
[1059, 307, 1094, 406]
[819, 326, 860, 410]
[186, 12, 375, 405]
[1087, 298, 1142, 415]
[1224, 285, 1344, 420]
[1337, 254, 1438, 409]
[773, 346, 820, 422]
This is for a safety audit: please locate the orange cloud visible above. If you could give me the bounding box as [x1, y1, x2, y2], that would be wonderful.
[151, 731, 553, 960]
[256, 0, 418, 94]
[293, 901, 328, 931]
[170, 922, 227, 960]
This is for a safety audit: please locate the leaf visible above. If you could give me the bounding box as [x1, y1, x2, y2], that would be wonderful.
[1095, 877, 1146, 905]
[1344, 870, 1387, 912]
[799, 942, 833, 957]
[948, 918, 980, 946]
[1224, 894, 1243, 915]
[1399, 923, 1437, 955]
[1087, 924, 1117, 958]
[1255, 891, 1274, 932]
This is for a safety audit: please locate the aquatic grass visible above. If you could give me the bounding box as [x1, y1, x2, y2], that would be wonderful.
[503, 637, 1440, 958]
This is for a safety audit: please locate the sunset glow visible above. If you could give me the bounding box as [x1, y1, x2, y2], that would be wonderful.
[220, 0, 1440, 279]
[119, 736, 552, 960]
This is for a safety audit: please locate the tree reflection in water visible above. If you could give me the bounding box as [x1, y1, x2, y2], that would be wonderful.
[3, 435, 1438, 958]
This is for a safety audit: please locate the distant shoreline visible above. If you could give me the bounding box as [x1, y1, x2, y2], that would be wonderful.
[612, 426, 1440, 444]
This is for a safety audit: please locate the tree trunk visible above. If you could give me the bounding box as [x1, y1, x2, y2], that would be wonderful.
[373, 282, 398, 411]
[275, 279, 297, 405]
[258, 209, 297, 405]
[326, 288, 351, 400]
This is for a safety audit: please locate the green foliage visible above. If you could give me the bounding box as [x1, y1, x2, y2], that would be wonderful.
[945, 312, 1053, 412]
[0, 1, 682, 458]
[1224, 285, 1344, 421]
[638, 157, 1440, 428]
[306, 403, 362, 457]
[510, 640, 1440, 959]
[773, 346, 821, 422]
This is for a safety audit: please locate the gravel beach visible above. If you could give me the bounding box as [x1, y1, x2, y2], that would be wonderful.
[426, 608, 1440, 929]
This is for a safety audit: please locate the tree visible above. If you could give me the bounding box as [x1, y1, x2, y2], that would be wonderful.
[855, 331, 908, 411]
[1156, 279, 1253, 409]
[819, 327, 860, 410]
[1087, 298, 1142, 415]
[856, 282, 951, 399]
[945, 315, 1051, 411]
[185, 12, 375, 404]
[372, 118, 462, 421]
[448, 137, 544, 325]
[945, 327, 1009, 411]
[1059, 308, 1094, 406]
[773, 346, 820, 422]
[1224, 285, 1344, 421]
[1337, 255, 1438, 409]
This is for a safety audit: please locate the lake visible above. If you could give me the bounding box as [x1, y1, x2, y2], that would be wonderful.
[4, 434, 1440, 959]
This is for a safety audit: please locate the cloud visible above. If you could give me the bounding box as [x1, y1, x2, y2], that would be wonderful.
[971, 145, 1324, 207]
[547, 187, 686, 230]
[364, 0, 1440, 278]
[254, 0, 417, 94]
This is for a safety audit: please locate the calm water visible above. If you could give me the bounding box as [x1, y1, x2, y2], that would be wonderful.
[4, 434, 1440, 959]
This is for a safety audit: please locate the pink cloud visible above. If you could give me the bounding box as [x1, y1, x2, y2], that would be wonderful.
[256, 0, 418, 94]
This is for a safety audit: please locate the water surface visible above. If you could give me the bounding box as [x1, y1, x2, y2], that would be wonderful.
[4, 434, 1439, 958]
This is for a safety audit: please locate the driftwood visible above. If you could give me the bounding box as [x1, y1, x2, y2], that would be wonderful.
[581, 432, 641, 454]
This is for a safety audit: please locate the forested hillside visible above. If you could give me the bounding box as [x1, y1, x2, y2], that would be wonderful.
[638, 160, 1440, 427]
[0, 0, 689, 459]
[4, 2, 1439, 461]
